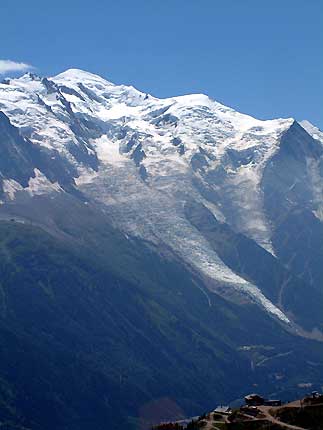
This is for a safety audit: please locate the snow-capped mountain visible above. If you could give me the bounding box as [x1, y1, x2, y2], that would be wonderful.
[1, 68, 323, 430]
[0, 69, 322, 331]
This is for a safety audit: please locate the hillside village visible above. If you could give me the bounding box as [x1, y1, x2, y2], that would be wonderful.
[153, 392, 323, 430]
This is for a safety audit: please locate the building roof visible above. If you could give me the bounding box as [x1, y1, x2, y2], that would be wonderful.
[214, 406, 231, 413]
[245, 394, 264, 400]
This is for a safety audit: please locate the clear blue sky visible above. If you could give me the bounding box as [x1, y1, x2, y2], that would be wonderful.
[1, 0, 322, 127]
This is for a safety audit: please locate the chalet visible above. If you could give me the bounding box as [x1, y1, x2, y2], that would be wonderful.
[244, 394, 265, 406]
[213, 406, 231, 414]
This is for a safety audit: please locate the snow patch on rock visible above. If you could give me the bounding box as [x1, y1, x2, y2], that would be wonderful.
[27, 169, 62, 196]
[301, 120, 323, 144]
[2, 179, 23, 200]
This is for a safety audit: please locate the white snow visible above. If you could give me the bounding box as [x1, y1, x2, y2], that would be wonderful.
[2, 179, 23, 200]
[0, 74, 79, 156]
[301, 120, 323, 144]
[1, 171, 62, 200]
[91, 135, 125, 165]
[26, 169, 62, 196]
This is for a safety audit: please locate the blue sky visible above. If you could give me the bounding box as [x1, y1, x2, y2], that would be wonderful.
[1, 0, 322, 127]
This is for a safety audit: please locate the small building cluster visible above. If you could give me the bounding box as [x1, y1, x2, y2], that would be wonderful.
[152, 391, 323, 429]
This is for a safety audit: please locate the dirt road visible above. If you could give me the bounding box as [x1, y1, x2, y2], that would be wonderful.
[258, 406, 306, 430]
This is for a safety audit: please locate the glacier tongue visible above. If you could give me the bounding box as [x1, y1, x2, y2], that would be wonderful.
[76, 132, 291, 323]
[0, 68, 297, 323]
